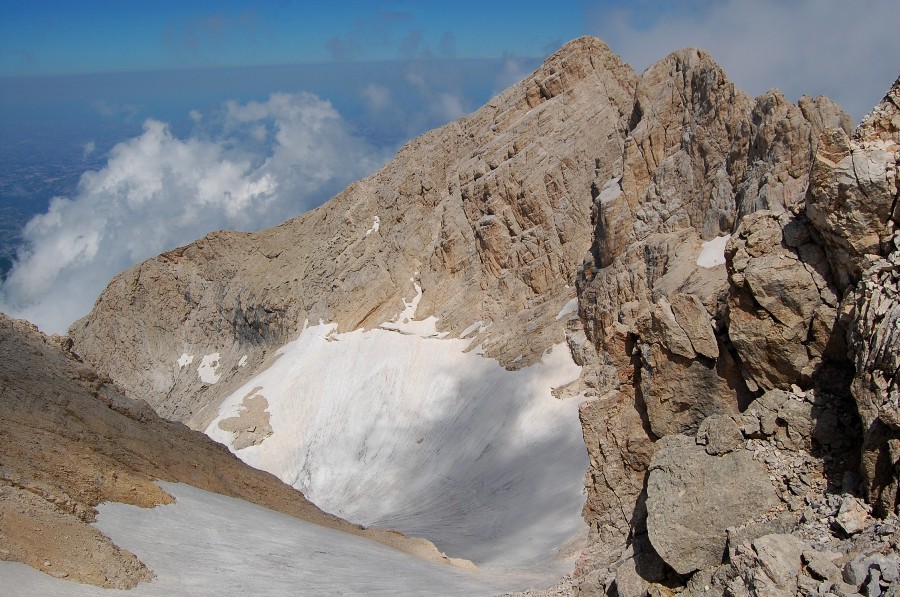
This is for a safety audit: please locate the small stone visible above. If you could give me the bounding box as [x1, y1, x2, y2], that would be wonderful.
[865, 568, 882, 597]
[803, 548, 841, 581]
[835, 496, 871, 535]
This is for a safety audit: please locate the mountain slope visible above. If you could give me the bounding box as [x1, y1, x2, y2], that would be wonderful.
[69, 36, 637, 426]
[0, 313, 473, 589]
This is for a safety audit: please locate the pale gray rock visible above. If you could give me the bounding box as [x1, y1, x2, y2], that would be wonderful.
[836, 496, 873, 536]
[697, 414, 744, 456]
[745, 534, 808, 596]
[646, 435, 778, 574]
[807, 77, 899, 291]
[803, 548, 842, 581]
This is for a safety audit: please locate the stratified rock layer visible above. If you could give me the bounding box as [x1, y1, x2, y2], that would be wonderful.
[69, 36, 638, 429]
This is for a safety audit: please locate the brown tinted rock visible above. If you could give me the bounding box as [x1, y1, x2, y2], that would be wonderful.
[813, 78, 900, 516]
[726, 211, 839, 391]
[670, 293, 719, 360]
[638, 337, 743, 437]
[579, 388, 656, 563]
[847, 251, 900, 516]
[697, 415, 744, 456]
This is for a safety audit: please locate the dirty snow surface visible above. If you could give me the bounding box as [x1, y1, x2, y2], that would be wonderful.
[206, 284, 589, 577]
[0, 482, 509, 596]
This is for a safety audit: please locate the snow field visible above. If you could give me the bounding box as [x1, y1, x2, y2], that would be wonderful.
[206, 285, 589, 574]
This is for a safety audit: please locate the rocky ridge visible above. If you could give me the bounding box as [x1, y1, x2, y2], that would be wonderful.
[571, 67, 899, 596]
[68, 36, 638, 428]
[48, 36, 900, 595]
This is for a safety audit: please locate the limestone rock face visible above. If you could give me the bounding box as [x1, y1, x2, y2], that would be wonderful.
[807, 78, 899, 291]
[828, 78, 900, 516]
[69, 36, 638, 427]
[635, 296, 742, 437]
[847, 247, 900, 517]
[574, 75, 899, 597]
[726, 210, 840, 392]
[573, 48, 850, 590]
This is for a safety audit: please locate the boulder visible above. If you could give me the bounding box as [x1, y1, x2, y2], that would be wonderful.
[646, 435, 778, 574]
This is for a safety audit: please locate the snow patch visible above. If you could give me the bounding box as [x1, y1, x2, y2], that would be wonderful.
[207, 316, 587, 572]
[460, 320, 485, 338]
[176, 353, 193, 368]
[596, 176, 622, 205]
[697, 234, 731, 268]
[555, 298, 578, 320]
[379, 282, 446, 337]
[238, 355, 248, 367]
[365, 215, 380, 236]
[197, 352, 222, 384]
[0, 482, 513, 595]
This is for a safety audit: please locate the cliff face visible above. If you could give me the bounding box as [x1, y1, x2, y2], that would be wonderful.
[69, 37, 637, 428]
[573, 68, 899, 595]
[62, 36, 900, 595]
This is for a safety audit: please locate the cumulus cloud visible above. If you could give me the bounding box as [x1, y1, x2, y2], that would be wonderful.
[361, 83, 391, 112]
[590, 0, 900, 120]
[0, 92, 389, 334]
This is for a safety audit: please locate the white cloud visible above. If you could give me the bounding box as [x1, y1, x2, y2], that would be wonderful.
[404, 66, 468, 124]
[82, 140, 95, 159]
[493, 55, 532, 97]
[435, 93, 465, 121]
[0, 93, 389, 334]
[361, 82, 391, 112]
[591, 0, 900, 121]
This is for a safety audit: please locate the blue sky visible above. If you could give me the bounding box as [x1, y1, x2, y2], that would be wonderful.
[1, 0, 899, 333]
[0, 1, 588, 75]
[2, 0, 898, 118]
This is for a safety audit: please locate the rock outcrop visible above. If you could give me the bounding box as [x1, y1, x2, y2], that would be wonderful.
[646, 435, 778, 575]
[572, 69, 900, 596]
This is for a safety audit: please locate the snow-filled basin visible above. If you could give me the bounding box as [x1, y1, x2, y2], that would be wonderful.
[206, 285, 588, 573]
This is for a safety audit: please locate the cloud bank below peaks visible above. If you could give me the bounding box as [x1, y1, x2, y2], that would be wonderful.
[0, 92, 390, 334]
